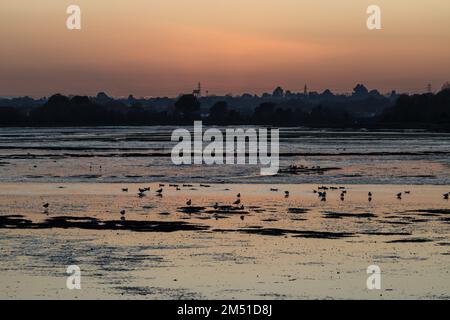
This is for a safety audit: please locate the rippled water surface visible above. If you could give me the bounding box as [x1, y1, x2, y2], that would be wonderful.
[0, 127, 449, 184]
[1, 127, 449, 299]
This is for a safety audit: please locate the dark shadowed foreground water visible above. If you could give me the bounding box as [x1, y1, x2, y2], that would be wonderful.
[0, 126, 449, 184]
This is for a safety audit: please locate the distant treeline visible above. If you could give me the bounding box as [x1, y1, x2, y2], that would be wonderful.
[1, 85, 449, 129]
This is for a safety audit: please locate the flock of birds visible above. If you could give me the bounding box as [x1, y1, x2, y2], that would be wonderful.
[41, 185, 450, 218]
[310, 186, 421, 202]
[117, 185, 246, 220]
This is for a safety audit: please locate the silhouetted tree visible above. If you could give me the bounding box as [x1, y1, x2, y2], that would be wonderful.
[254, 102, 276, 124]
[353, 84, 369, 97]
[441, 82, 450, 92]
[0, 107, 24, 125]
[208, 101, 228, 124]
[381, 90, 450, 126]
[272, 86, 284, 98]
[174, 94, 200, 121]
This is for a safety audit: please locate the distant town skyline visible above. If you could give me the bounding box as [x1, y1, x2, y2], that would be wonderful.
[1, 81, 447, 100]
[1, 0, 450, 97]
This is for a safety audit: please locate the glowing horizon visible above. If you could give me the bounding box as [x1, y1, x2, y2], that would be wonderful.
[1, 0, 450, 97]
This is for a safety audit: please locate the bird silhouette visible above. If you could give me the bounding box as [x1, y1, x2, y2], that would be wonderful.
[186, 199, 192, 206]
[233, 198, 241, 205]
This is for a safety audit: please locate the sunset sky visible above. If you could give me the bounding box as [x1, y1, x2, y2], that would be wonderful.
[1, 0, 450, 97]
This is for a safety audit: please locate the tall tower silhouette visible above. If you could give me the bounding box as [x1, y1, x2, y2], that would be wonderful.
[427, 83, 432, 93]
[304, 84, 308, 96]
[193, 82, 202, 97]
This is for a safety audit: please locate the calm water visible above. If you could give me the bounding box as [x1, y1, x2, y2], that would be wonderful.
[0, 126, 449, 184]
[1, 127, 450, 299]
[1, 183, 449, 299]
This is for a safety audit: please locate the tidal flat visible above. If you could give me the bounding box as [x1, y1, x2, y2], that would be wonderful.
[0, 183, 449, 299]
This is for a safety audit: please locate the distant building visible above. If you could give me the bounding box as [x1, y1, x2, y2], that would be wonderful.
[193, 82, 202, 97]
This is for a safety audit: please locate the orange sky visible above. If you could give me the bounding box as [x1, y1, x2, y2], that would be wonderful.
[1, 0, 450, 97]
